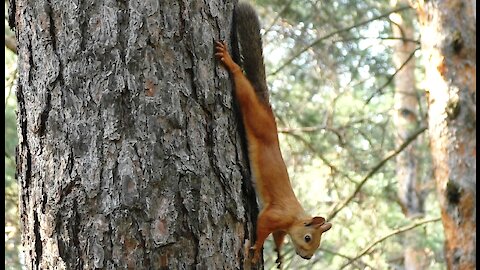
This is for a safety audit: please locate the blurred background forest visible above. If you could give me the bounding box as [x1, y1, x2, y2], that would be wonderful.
[5, 0, 450, 269]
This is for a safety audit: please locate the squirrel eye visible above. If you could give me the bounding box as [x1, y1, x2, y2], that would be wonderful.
[304, 234, 312, 243]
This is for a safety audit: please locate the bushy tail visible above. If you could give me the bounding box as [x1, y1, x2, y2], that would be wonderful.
[234, 2, 269, 104]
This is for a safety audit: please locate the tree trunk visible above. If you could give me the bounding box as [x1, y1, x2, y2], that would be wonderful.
[390, 1, 427, 269]
[12, 0, 259, 269]
[413, 1, 476, 269]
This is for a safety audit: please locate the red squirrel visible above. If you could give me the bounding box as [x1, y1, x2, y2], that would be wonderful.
[215, 2, 332, 268]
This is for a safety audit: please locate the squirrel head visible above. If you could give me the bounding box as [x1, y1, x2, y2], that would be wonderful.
[287, 216, 332, 260]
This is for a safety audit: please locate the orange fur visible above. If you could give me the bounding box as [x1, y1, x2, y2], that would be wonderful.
[215, 41, 331, 267]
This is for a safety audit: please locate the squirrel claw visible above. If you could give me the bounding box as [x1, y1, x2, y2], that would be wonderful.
[249, 244, 261, 264]
[215, 41, 226, 50]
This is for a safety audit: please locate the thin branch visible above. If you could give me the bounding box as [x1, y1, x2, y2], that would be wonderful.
[333, 36, 420, 45]
[340, 216, 441, 269]
[283, 132, 339, 173]
[326, 125, 427, 221]
[5, 151, 14, 162]
[283, 132, 358, 185]
[364, 47, 419, 104]
[270, 5, 412, 76]
[388, 18, 406, 41]
[5, 35, 17, 54]
[278, 125, 345, 145]
[312, 247, 377, 270]
[278, 125, 327, 133]
[5, 83, 13, 108]
[263, 0, 294, 36]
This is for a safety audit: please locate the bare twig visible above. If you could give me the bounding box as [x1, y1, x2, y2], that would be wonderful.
[5, 85, 13, 108]
[311, 247, 377, 270]
[388, 18, 406, 41]
[270, 5, 412, 76]
[340, 216, 441, 269]
[278, 125, 345, 145]
[263, 0, 294, 36]
[327, 125, 427, 221]
[333, 36, 420, 45]
[5, 151, 14, 162]
[278, 125, 327, 133]
[282, 132, 358, 185]
[364, 47, 419, 104]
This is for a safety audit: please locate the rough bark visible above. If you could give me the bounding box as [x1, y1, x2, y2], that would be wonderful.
[390, 1, 427, 268]
[413, 0, 476, 269]
[13, 0, 259, 269]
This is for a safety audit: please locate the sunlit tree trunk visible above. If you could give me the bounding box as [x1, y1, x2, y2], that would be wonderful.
[413, 0, 476, 269]
[11, 0, 259, 269]
[390, 1, 427, 269]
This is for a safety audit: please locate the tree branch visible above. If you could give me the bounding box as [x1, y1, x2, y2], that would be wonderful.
[364, 47, 419, 104]
[5, 151, 14, 162]
[278, 125, 345, 145]
[327, 125, 427, 221]
[282, 132, 358, 185]
[340, 216, 441, 269]
[311, 247, 378, 270]
[263, 0, 294, 36]
[333, 36, 420, 45]
[270, 5, 412, 76]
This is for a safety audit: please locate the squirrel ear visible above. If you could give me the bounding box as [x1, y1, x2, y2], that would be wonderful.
[305, 216, 325, 227]
[319, 222, 332, 233]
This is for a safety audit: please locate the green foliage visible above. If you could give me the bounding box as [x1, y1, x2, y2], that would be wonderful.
[248, 0, 445, 269]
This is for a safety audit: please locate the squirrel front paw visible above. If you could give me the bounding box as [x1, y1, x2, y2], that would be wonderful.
[215, 41, 240, 73]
